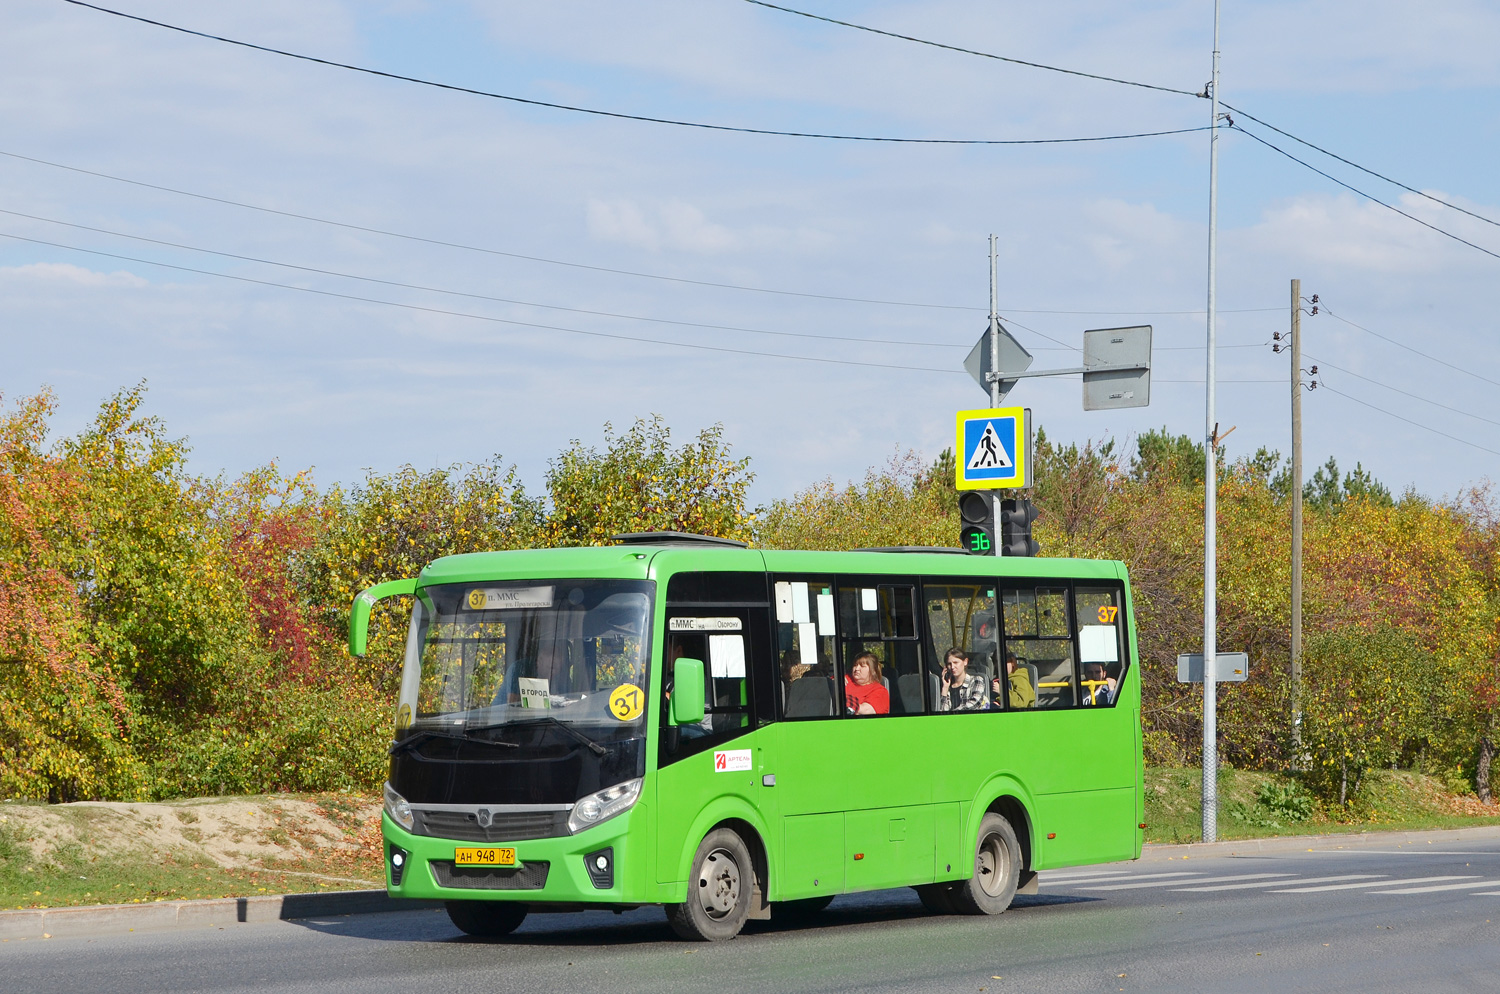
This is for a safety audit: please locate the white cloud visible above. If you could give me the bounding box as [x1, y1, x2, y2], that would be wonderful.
[586, 198, 735, 253]
[0, 262, 148, 288]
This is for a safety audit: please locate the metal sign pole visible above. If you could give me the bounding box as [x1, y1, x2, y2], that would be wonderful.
[988, 234, 1002, 556]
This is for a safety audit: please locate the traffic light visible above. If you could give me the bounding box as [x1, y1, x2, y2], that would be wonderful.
[958, 492, 995, 556]
[999, 498, 1040, 557]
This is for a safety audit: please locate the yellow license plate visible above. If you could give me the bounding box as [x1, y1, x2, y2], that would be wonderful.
[454, 846, 516, 867]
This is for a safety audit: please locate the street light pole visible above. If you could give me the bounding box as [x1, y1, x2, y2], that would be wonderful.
[1202, 0, 1223, 844]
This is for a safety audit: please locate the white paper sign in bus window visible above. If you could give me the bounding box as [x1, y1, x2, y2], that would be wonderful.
[791, 581, 811, 624]
[797, 622, 819, 662]
[709, 635, 746, 678]
[1079, 625, 1119, 663]
[713, 749, 753, 772]
[517, 677, 552, 709]
[816, 592, 836, 636]
[467, 586, 554, 611]
[670, 617, 743, 632]
[861, 587, 878, 612]
[774, 582, 793, 623]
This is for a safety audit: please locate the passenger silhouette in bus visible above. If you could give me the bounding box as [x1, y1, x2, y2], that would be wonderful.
[936, 648, 987, 712]
[845, 651, 890, 715]
[993, 651, 1035, 709]
[1082, 661, 1115, 706]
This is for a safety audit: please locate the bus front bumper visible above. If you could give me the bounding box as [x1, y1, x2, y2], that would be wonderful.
[381, 810, 647, 906]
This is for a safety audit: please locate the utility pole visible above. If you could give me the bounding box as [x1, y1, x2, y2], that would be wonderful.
[988, 234, 1003, 557]
[1201, 0, 1223, 844]
[1290, 278, 1303, 768]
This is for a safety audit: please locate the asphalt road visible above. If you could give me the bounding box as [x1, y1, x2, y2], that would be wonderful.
[10, 833, 1500, 994]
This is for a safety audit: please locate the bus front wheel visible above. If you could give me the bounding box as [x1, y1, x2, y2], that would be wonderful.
[667, 828, 754, 941]
[949, 813, 1021, 915]
[445, 900, 528, 937]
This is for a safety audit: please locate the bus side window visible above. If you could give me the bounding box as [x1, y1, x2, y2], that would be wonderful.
[922, 582, 998, 713]
[1002, 586, 1075, 708]
[1074, 586, 1126, 707]
[836, 580, 919, 717]
[777, 578, 840, 719]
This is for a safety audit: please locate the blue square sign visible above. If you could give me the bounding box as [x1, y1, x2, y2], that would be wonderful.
[955, 407, 1029, 490]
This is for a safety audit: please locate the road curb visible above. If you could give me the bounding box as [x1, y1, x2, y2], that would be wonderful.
[0, 890, 442, 941]
[1139, 823, 1500, 861]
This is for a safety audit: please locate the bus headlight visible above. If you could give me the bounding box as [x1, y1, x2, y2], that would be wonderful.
[568, 778, 642, 834]
[383, 782, 415, 831]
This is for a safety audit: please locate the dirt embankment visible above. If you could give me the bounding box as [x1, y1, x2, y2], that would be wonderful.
[0, 794, 384, 907]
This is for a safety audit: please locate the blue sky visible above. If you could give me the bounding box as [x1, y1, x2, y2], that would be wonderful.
[3, 0, 1498, 507]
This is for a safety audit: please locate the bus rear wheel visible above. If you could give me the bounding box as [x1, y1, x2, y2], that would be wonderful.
[445, 900, 528, 937]
[667, 828, 753, 941]
[948, 813, 1021, 915]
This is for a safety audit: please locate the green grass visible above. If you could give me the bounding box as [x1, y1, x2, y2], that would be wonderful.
[1145, 766, 1500, 844]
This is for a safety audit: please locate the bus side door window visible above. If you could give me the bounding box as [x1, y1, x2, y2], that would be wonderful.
[1002, 587, 1075, 707]
[776, 578, 840, 719]
[1074, 586, 1126, 707]
[660, 571, 768, 765]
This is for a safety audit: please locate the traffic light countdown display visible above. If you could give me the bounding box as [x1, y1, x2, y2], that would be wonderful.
[958, 493, 1040, 557]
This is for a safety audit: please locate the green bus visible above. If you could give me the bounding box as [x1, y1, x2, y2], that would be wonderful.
[351, 533, 1143, 941]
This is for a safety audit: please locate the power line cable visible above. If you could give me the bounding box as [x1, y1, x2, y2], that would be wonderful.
[743, 1, 1500, 240]
[0, 147, 981, 311]
[741, 0, 1202, 98]
[0, 205, 973, 350]
[1231, 123, 1500, 264]
[1, 229, 1284, 384]
[0, 147, 1283, 318]
[1317, 382, 1500, 459]
[1319, 304, 1500, 390]
[0, 229, 972, 373]
[58, 0, 1207, 147]
[1222, 103, 1500, 231]
[1304, 352, 1500, 429]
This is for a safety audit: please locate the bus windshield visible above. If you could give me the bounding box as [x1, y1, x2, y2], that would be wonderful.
[396, 579, 653, 731]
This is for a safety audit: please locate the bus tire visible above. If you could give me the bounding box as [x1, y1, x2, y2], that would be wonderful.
[666, 828, 754, 941]
[948, 813, 1021, 915]
[914, 883, 957, 914]
[444, 900, 528, 937]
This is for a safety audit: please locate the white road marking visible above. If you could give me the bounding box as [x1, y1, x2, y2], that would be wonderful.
[1039, 869, 1133, 883]
[1047, 871, 1204, 889]
[1076, 873, 1287, 891]
[1272, 875, 1477, 894]
[1365, 880, 1500, 895]
[1175, 874, 1383, 892]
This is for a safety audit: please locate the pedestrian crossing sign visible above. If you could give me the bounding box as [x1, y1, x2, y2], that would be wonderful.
[955, 407, 1029, 490]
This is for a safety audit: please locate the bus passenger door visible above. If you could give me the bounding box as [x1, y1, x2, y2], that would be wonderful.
[653, 585, 775, 897]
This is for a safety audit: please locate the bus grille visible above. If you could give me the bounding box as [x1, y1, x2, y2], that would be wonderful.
[413, 809, 570, 842]
[430, 860, 550, 891]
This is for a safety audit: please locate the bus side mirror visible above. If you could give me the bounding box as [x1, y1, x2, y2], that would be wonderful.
[671, 658, 706, 725]
[348, 578, 418, 657]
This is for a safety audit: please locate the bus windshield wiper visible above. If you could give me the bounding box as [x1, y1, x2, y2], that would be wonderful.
[389, 726, 520, 756]
[509, 716, 609, 756]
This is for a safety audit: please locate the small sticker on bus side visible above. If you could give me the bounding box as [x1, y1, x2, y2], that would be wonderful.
[713, 749, 753, 773]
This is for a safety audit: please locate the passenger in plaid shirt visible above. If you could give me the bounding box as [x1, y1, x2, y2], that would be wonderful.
[935, 647, 988, 712]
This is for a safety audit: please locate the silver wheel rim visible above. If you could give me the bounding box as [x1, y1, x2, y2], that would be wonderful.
[976, 833, 1010, 897]
[696, 847, 742, 921]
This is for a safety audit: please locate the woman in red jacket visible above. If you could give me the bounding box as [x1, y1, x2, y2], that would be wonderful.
[845, 651, 890, 715]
